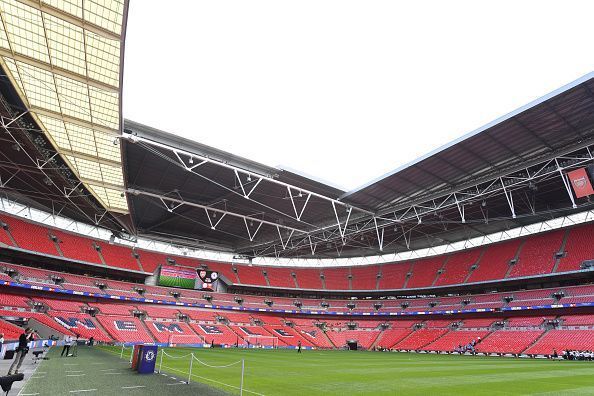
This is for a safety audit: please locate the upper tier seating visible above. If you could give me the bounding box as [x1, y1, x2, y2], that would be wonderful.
[95, 241, 140, 272]
[350, 265, 379, 290]
[0, 226, 13, 247]
[264, 267, 295, 288]
[52, 229, 102, 264]
[406, 257, 444, 289]
[235, 265, 266, 286]
[434, 248, 482, 286]
[475, 330, 544, 354]
[556, 223, 594, 272]
[2, 216, 57, 255]
[293, 268, 322, 289]
[3, 211, 594, 291]
[378, 262, 411, 289]
[508, 230, 564, 278]
[466, 239, 522, 283]
[135, 250, 166, 274]
[321, 267, 349, 290]
[202, 261, 237, 283]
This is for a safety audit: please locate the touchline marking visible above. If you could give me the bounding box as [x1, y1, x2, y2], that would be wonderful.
[64, 364, 79, 366]
[19, 393, 40, 395]
[65, 370, 84, 373]
[102, 372, 122, 375]
[66, 374, 86, 377]
[69, 390, 97, 393]
[121, 386, 146, 389]
[159, 364, 265, 396]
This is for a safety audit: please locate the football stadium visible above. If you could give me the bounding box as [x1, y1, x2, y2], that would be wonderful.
[0, 1, 592, 395]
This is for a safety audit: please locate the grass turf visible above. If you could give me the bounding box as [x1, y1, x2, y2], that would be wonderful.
[19, 345, 229, 396]
[102, 346, 594, 395]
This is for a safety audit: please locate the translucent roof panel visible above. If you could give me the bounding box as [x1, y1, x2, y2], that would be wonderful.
[0, 0, 128, 213]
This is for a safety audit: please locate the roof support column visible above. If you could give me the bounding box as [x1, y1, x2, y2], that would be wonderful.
[555, 158, 577, 209]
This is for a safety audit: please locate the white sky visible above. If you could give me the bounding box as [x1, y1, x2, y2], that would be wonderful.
[123, 0, 594, 192]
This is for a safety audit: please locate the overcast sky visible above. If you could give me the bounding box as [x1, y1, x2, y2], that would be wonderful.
[123, 1, 594, 192]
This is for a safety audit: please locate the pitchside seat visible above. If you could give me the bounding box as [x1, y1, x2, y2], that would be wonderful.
[393, 328, 449, 350]
[422, 330, 490, 351]
[475, 330, 544, 354]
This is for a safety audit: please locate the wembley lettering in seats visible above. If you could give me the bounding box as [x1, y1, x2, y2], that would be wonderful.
[199, 325, 223, 334]
[153, 322, 183, 333]
[115, 320, 137, 331]
[240, 327, 257, 335]
[302, 329, 317, 338]
[55, 317, 96, 329]
[272, 329, 292, 337]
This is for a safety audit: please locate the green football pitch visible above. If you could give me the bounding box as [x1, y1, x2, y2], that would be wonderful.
[20, 345, 594, 395]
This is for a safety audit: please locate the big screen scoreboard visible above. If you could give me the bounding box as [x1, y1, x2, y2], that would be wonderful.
[158, 265, 197, 289]
[158, 265, 219, 290]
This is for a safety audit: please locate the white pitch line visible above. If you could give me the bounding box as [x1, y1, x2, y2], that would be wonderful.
[166, 383, 185, 386]
[66, 374, 86, 377]
[69, 390, 97, 393]
[121, 386, 146, 390]
[19, 393, 40, 395]
[65, 370, 84, 373]
[64, 364, 79, 366]
[102, 372, 122, 375]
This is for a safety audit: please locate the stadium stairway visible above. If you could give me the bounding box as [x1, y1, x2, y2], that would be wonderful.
[139, 319, 159, 343]
[504, 239, 526, 279]
[551, 229, 570, 273]
[369, 330, 385, 350]
[520, 328, 550, 354]
[90, 315, 114, 342]
[322, 330, 337, 348]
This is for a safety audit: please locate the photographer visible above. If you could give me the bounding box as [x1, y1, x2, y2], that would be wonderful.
[7, 328, 34, 375]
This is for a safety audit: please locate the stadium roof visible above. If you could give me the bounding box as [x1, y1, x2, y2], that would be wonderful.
[121, 72, 594, 258]
[0, 0, 129, 213]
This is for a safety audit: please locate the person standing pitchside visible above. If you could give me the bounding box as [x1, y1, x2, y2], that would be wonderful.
[61, 334, 73, 357]
[7, 328, 34, 375]
[297, 340, 302, 353]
